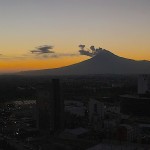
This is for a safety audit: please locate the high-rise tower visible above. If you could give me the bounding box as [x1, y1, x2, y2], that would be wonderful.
[37, 79, 64, 134]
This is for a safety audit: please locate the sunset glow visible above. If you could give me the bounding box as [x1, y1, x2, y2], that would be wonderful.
[0, 0, 150, 73]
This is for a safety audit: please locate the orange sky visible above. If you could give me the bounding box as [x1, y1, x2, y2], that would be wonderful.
[0, 47, 149, 73]
[0, 42, 150, 73]
[0, 56, 88, 73]
[0, 0, 150, 73]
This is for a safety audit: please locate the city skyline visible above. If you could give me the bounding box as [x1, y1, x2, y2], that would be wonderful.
[0, 0, 150, 73]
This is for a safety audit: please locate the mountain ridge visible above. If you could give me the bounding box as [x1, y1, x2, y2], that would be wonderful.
[19, 50, 150, 75]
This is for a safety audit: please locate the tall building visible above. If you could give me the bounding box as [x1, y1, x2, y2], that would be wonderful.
[37, 79, 64, 134]
[37, 89, 53, 133]
[52, 79, 64, 133]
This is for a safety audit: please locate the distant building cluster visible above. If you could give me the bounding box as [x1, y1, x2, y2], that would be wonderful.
[0, 75, 150, 149]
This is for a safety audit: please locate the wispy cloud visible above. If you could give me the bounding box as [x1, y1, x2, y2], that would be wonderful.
[0, 51, 3, 56]
[0, 55, 29, 60]
[31, 45, 54, 54]
[56, 53, 79, 57]
[0, 45, 82, 61]
[30, 45, 79, 59]
[32, 53, 79, 60]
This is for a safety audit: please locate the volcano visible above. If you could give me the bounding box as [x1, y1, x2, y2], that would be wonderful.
[20, 50, 150, 75]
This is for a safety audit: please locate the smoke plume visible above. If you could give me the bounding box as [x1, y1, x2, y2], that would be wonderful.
[79, 45, 103, 57]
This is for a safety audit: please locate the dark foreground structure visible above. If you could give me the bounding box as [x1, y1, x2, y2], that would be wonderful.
[37, 79, 64, 134]
[120, 95, 150, 117]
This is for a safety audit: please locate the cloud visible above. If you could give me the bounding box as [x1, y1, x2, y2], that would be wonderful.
[35, 53, 79, 59]
[0, 52, 3, 56]
[0, 54, 11, 60]
[30, 45, 80, 59]
[0, 55, 29, 60]
[79, 45, 103, 57]
[0, 45, 79, 61]
[57, 53, 79, 57]
[31, 45, 54, 54]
